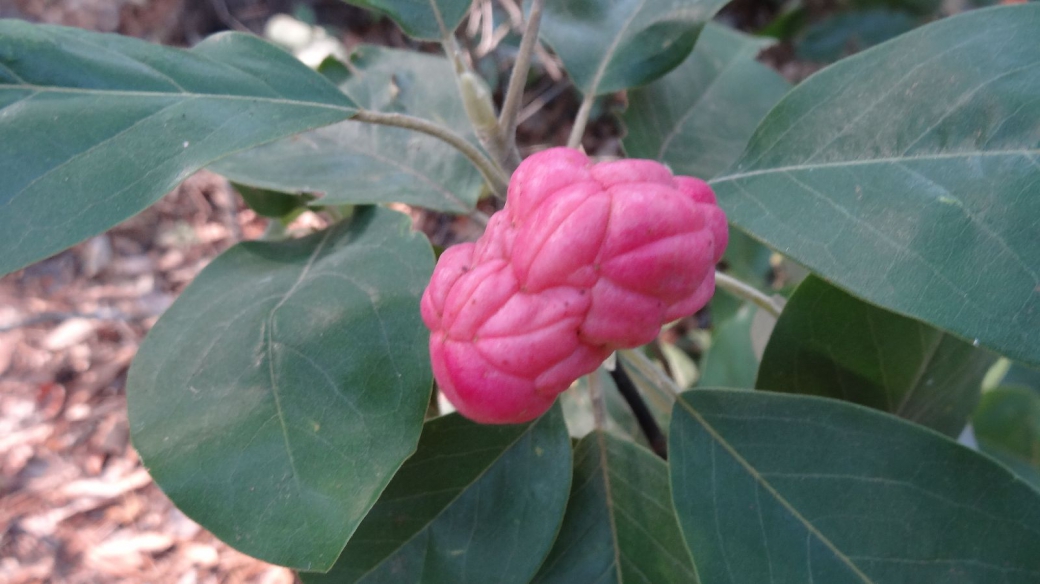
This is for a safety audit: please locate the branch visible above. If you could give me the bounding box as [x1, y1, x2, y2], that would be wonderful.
[714, 270, 783, 318]
[610, 361, 668, 459]
[567, 92, 595, 149]
[496, 0, 545, 171]
[353, 110, 510, 197]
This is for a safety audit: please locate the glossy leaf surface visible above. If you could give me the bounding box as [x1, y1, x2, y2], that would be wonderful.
[758, 275, 994, 436]
[342, 0, 471, 40]
[671, 389, 1040, 583]
[623, 23, 791, 179]
[0, 21, 356, 276]
[709, 5, 1040, 367]
[127, 208, 433, 570]
[533, 431, 696, 584]
[211, 46, 482, 213]
[304, 407, 571, 583]
[539, 0, 728, 96]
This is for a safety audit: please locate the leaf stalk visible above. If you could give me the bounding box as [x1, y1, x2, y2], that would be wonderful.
[714, 270, 783, 318]
[353, 109, 510, 197]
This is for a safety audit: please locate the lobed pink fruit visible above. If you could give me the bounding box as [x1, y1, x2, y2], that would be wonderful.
[421, 148, 728, 424]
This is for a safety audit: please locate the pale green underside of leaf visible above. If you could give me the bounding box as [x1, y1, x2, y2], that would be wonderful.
[304, 408, 571, 583]
[709, 5, 1040, 368]
[623, 22, 790, 180]
[211, 45, 482, 213]
[0, 20, 357, 276]
[670, 389, 1040, 583]
[539, 0, 730, 96]
[126, 208, 433, 570]
[698, 304, 759, 389]
[758, 275, 994, 436]
[533, 431, 697, 584]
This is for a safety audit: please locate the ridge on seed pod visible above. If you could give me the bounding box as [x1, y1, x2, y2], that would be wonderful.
[421, 147, 728, 424]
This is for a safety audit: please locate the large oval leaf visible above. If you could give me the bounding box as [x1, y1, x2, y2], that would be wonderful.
[709, 4, 1040, 367]
[622, 23, 790, 179]
[758, 275, 995, 436]
[670, 389, 1040, 583]
[0, 21, 357, 276]
[211, 46, 482, 213]
[343, 0, 472, 40]
[532, 431, 697, 584]
[303, 406, 571, 583]
[126, 208, 433, 570]
[539, 0, 729, 96]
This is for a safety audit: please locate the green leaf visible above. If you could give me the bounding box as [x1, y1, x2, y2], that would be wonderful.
[623, 23, 791, 179]
[538, 0, 729, 97]
[974, 387, 1040, 477]
[710, 229, 775, 324]
[797, 9, 918, 63]
[342, 0, 471, 40]
[670, 389, 1040, 583]
[709, 5, 1040, 367]
[721, 229, 775, 292]
[699, 304, 759, 389]
[758, 275, 994, 436]
[303, 407, 571, 583]
[234, 183, 313, 219]
[126, 208, 433, 570]
[0, 21, 357, 276]
[1003, 363, 1040, 395]
[859, 0, 941, 18]
[211, 46, 482, 213]
[532, 431, 696, 584]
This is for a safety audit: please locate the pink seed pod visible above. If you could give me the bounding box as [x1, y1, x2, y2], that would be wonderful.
[421, 148, 728, 424]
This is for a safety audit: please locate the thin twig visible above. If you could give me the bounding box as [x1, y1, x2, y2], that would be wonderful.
[478, 0, 495, 56]
[714, 270, 783, 318]
[497, 0, 545, 171]
[518, 81, 569, 124]
[353, 110, 509, 197]
[469, 209, 491, 227]
[610, 362, 668, 459]
[209, 0, 250, 32]
[567, 93, 595, 149]
[534, 44, 564, 81]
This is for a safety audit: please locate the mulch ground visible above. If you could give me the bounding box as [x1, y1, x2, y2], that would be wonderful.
[0, 170, 299, 583]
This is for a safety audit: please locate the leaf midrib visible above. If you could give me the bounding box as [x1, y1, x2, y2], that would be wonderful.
[0, 83, 358, 113]
[355, 421, 543, 582]
[595, 430, 624, 582]
[676, 396, 876, 583]
[583, 0, 648, 96]
[709, 148, 1040, 185]
[655, 43, 757, 160]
